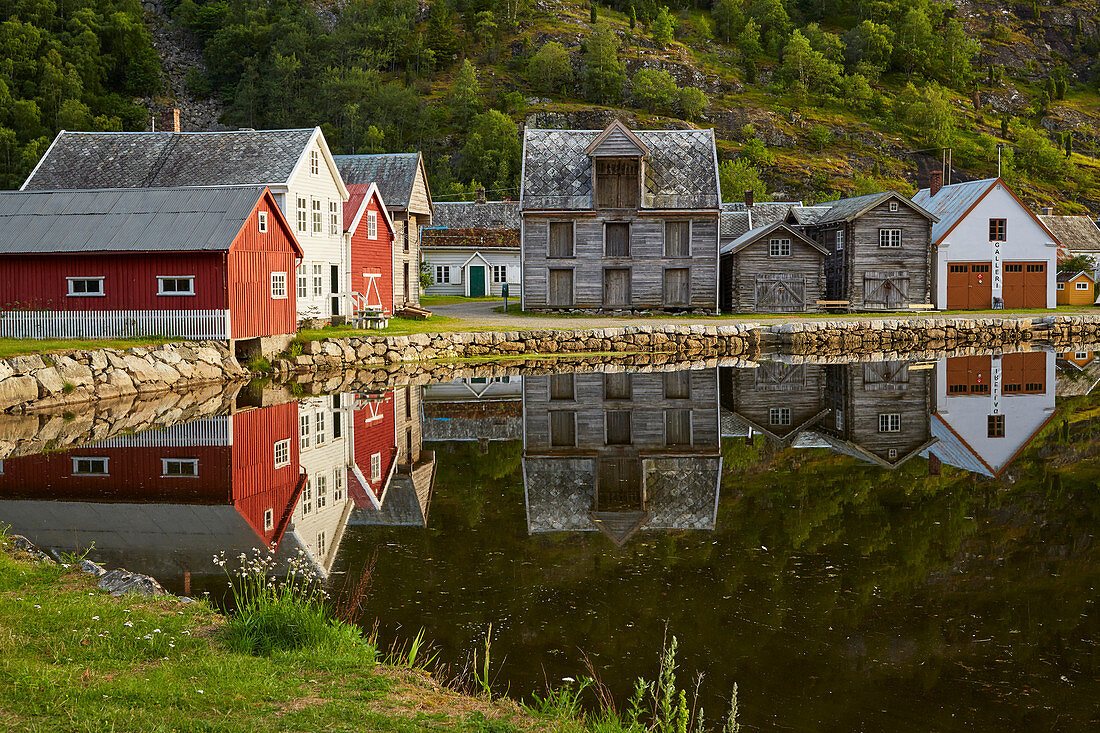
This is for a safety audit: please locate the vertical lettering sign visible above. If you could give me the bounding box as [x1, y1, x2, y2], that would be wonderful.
[992, 241, 1003, 298]
[991, 355, 1001, 415]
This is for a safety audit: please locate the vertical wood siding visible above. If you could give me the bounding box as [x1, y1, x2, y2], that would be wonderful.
[349, 390, 397, 504]
[350, 192, 395, 314]
[722, 237, 824, 312]
[230, 402, 303, 548]
[227, 193, 299, 339]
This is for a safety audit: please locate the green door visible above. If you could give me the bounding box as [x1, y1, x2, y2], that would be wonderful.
[469, 266, 486, 297]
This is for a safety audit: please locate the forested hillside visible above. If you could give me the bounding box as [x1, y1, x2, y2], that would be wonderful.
[2, 0, 1099, 212]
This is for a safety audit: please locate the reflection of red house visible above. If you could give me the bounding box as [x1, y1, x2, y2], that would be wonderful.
[345, 183, 397, 316]
[0, 403, 304, 549]
[347, 389, 398, 508]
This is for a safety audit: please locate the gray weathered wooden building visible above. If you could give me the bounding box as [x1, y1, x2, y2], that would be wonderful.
[720, 362, 829, 444]
[519, 121, 721, 313]
[719, 221, 829, 312]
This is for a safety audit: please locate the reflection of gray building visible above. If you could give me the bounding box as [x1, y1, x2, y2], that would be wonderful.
[422, 377, 523, 444]
[522, 369, 721, 546]
[720, 362, 828, 445]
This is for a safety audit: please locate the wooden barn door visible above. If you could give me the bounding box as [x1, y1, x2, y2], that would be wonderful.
[1003, 262, 1046, 308]
[548, 269, 573, 306]
[603, 268, 632, 307]
[754, 274, 806, 312]
[597, 458, 643, 511]
[663, 268, 690, 307]
[946, 263, 992, 309]
[864, 271, 910, 309]
[1002, 352, 1046, 394]
[945, 355, 991, 395]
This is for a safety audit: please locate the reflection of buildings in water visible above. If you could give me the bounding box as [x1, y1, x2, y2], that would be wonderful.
[522, 369, 722, 547]
[0, 404, 306, 584]
[1056, 349, 1100, 397]
[348, 385, 436, 528]
[720, 362, 828, 446]
[923, 351, 1057, 477]
[422, 376, 523, 445]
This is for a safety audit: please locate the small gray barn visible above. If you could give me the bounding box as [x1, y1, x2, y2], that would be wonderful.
[719, 221, 829, 312]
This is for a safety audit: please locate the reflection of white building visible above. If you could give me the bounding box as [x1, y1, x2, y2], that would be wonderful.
[423, 376, 523, 443]
[923, 351, 1057, 477]
[290, 395, 354, 576]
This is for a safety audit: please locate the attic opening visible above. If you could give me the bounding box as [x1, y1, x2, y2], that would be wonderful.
[595, 159, 640, 209]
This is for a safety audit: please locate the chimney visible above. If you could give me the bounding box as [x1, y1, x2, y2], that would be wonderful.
[929, 170, 943, 196]
[476, 186, 487, 204]
[744, 189, 754, 208]
[159, 108, 180, 133]
[928, 453, 941, 477]
[1042, 206, 1054, 216]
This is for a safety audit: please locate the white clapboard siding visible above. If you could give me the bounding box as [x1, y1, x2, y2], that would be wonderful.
[0, 309, 230, 340]
[422, 247, 522, 297]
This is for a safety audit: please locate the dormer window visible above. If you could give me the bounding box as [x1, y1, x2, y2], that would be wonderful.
[595, 159, 640, 209]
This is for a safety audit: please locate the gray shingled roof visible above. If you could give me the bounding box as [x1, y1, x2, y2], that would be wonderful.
[430, 201, 520, 230]
[334, 153, 420, 209]
[789, 205, 832, 225]
[22, 130, 316, 190]
[1039, 215, 1100, 252]
[720, 221, 829, 256]
[521, 128, 720, 210]
[721, 201, 798, 228]
[0, 187, 271, 253]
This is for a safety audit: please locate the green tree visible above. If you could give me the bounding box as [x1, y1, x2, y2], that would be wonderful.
[632, 68, 677, 111]
[713, 0, 745, 44]
[738, 18, 763, 59]
[582, 21, 626, 103]
[894, 8, 935, 79]
[591, 2, 597, 24]
[801, 23, 844, 63]
[896, 83, 957, 149]
[651, 6, 676, 48]
[1013, 124, 1070, 180]
[678, 86, 708, 120]
[780, 30, 841, 97]
[527, 42, 573, 93]
[630, 5, 637, 29]
[936, 19, 978, 85]
[459, 110, 522, 191]
[843, 20, 894, 77]
[745, 0, 791, 55]
[474, 11, 498, 46]
[719, 158, 767, 203]
[448, 59, 482, 125]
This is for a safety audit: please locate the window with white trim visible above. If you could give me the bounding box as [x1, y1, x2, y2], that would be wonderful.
[274, 439, 290, 468]
[1077, 281, 1090, 290]
[370, 452, 382, 482]
[270, 272, 287, 299]
[436, 266, 450, 284]
[301, 480, 313, 515]
[157, 276, 195, 296]
[317, 531, 326, 555]
[1057, 283, 1065, 291]
[298, 271, 308, 298]
[67, 277, 104, 297]
[310, 149, 319, 176]
[312, 264, 324, 297]
[492, 265, 507, 283]
[312, 199, 323, 234]
[333, 469, 344, 501]
[316, 473, 327, 509]
[300, 413, 311, 449]
[835, 230, 844, 252]
[768, 239, 791, 257]
[367, 211, 377, 239]
[769, 407, 791, 426]
[296, 196, 308, 232]
[72, 457, 108, 475]
[329, 200, 339, 236]
[314, 411, 326, 444]
[889, 201, 899, 212]
[1075, 351, 1089, 359]
[162, 458, 198, 477]
[264, 508, 274, 531]
[879, 229, 902, 248]
[258, 211, 269, 233]
[878, 413, 901, 432]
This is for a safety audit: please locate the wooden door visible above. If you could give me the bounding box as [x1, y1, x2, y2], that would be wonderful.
[1003, 262, 1046, 308]
[548, 269, 573, 306]
[604, 372, 632, 400]
[549, 410, 576, 446]
[665, 408, 692, 446]
[664, 268, 690, 306]
[597, 458, 642, 510]
[754, 362, 805, 392]
[469, 266, 486, 297]
[605, 223, 630, 256]
[1002, 352, 1046, 394]
[754, 274, 806, 312]
[945, 355, 991, 395]
[604, 268, 631, 307]
[549, 373, 574, 400]
[863, 361, 909, 391]
[946, 263, 992, 309]
[863, 271, 910, 308]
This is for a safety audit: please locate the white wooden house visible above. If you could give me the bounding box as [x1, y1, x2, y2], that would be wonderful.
[421, 201, 521, 297]
[912, 175, 1059, 310]
[22, 124, 350, 323]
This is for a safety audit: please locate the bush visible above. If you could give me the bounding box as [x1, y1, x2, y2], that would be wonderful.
[719, 158, 767, 203]
[678, 86, 708, 120]
[807, 124, 832, 151]
[527, 41, 573, 93]
[632, 68, 677, 111]
[651, 6, 676, 48]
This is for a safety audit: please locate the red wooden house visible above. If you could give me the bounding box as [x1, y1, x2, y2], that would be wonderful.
[344, 183, 396, 315]
[346, 388, 398, 509]
[0, 186, 302, 344]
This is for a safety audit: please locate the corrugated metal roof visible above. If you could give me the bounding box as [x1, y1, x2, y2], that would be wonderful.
[23, 130, 316, 190]
[0, 186, 268, 254]
[911, 178, 998, 243]
[1056, 270, 1093, 283]
[334, 153, 420, 209]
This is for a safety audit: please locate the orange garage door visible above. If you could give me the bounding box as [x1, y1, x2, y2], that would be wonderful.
[1002, 351, 1046, 394]
[946, 262, 992, 309]
[1003, 262, 1047, 309]
[945, 355, 991, 395]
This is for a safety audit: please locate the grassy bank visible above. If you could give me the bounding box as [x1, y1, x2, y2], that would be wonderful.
[0, 336, 173, 359]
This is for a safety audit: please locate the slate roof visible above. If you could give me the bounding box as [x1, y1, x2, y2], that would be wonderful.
[721, 201, 797, 228]
[521, 128, 720, 210]
[334, 153, 421, 209]
[22, 129, 317, 190]
[0, 187, 289, 254]
[814, 191, 936, 226]
[429, 201, 520, 230]
[720, 207, 751, 239]
[720, 221, 829, 256]
[1040, 215, 1100, 252]
[788, 205, 833, 225]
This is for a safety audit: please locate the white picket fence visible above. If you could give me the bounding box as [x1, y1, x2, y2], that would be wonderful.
[0, 309, 230, 340]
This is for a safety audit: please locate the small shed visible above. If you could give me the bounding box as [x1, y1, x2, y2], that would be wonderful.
[421, 200, 521, 297]
[1056, 270, 1096, 305]
[719, 222, 829, 312]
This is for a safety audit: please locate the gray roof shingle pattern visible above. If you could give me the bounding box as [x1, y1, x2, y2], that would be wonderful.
[430, 201, 520, 230]
[333, 153, 420, 208]
[23, 130, 315, 190]
[0, 187, 267, 253]
[521, 128, 719, 210]
[1039, 215, 1100, 251]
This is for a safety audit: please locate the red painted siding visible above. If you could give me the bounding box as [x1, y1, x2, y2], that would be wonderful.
[0, 252, 226, 311]
[230, 402, 302, 547]
[348, 389, 397, 507]
[227, 192, 300, 339]
[347, 187, 395, 315]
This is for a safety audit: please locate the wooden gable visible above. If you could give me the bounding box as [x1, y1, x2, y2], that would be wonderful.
[585, 120, 648, 158]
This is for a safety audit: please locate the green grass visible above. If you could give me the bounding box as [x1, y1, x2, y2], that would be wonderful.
[0, 534, 548, 732]
[0, 336, 174, 359]
[421, 295, 503, 306]
[491, 303, 1097, 319]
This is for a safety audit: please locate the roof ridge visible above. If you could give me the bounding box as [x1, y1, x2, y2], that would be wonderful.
[62, 128, 315, 135]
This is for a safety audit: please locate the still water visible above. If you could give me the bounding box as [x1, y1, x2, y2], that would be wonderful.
[2, 349, 1098, 730]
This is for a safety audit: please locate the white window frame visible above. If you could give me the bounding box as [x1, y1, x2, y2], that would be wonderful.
[312, 264, 324, 297]
[157, 276, 195, 296]
[1075, 351, 1089, 360]
[367, 211, 377, 239]
[879, 229, 902, 248]
[72, 456, 109, 476]
[312, 198, 323, 234]
[1057, 283, 1065, 291]
[310, 149, 320, 176]
[300, 413, 311, 449]
[161, 457, 198, 477]
[370, 452, 382, 482]
[316, 473, 327, 509]
[296, 196, 308, 233]
[317, 531, 326, 555]
[878, 413, 901, 432]
[768, 239, 791, 257]
[302, 479, 313, 515]
[329, 200, 339, 236]
[889, 201, 899, 212]
[333, 469, 344, 501]
[263, 508, 274, 531]
[270, 271, 287, 299]
[436, 265, 450, 284]
[1076, 281, 1090, 290]
[492, 265, 508, 284]
[258, 211, 269, 233]
[297, 271, 308, 298]
[274, 439, 290, 468]
[66, 277, 104, 297]
[835, 229, 844, 252]
[769, 407, 791, 426]
[314, 411, 326, 444]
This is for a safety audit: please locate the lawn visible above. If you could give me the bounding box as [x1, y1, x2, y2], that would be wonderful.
[420, 295, 503, 306]
[0, 336, 174, 359]
[0, 534, 547, 732]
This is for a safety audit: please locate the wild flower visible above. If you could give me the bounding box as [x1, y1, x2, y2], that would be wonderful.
[124, 621, 133, 627]
[92, 616, 99, 621]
